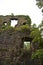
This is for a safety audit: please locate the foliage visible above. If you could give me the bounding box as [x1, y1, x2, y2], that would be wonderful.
[39, 20, 43, 28]
[29, 21, 43, 64]
[20, 24, 31, 31]
[36, 0, 43, 8]
[30, 21, 43, 49]
[25, 15, 31, 26]
[0, 26, 14, 35]
[32, 49, 43, 59]
[30, 28, 41, 43]
[2, 26, 14, 31]
[32, 23, 37, 28]
[15, 24, 31, 32]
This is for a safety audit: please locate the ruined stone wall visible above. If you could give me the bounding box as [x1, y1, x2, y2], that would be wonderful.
[0, 15, 29, 28]
[0, 15, 33, 65]
[0, 28, 32, 65]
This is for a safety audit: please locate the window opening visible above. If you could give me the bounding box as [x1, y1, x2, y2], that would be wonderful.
[11, 19, 18, 27]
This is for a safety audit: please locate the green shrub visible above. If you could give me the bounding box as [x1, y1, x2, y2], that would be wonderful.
[20, 24, 31, 31]
[32, 49, 43, 59]
[15, 24, 31, 32]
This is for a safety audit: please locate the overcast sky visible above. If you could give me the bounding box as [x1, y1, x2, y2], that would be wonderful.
[0, 0, 42, 26]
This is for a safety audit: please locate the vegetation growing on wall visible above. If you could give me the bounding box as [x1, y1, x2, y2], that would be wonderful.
[0, 15, 43, 65]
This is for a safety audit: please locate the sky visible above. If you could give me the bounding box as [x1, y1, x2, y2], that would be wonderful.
[0, 0, 42, 26]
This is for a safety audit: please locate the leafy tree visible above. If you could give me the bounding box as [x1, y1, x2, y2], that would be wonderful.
[39, 20, 43, 27]
[30, 21, 43, 47]
[36, 0, 43, 8]
[32, 49, 43, 59]
[30, 27, 41, 43]
[32, 49, 43, 65]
